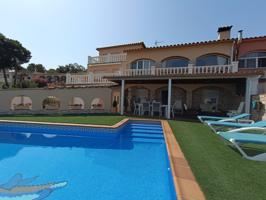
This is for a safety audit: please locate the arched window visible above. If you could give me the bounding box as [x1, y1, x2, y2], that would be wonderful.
[42, 96, 60, 110]
[162, 57, 189, 68]
[10, 96, 32, 110]
[239, 52, 266, 68]
[196, 54, 229, 66]
[69, 97, 85, 110]
[91, 98, 105, 110]
[131, 59, 155, 69]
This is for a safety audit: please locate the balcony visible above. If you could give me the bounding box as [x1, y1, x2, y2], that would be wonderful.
[66, 73, 116, 86]
[88, 53, 127, 65]
[106, 62, 239, 78]
[66, 62, 247, 86]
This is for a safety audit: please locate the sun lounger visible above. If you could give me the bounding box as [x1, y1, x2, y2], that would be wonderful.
[206, 120, 266, 129]
[217, 127, 266, 161]
[197, 113, 250, 123]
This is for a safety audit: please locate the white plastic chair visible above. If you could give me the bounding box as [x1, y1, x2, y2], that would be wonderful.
[227, 101, 245, 117]
[171, 100, 183, 118]
[151, 102, 161, 117]
[133, 101, 139, 115]
[142, 102, 150, 116]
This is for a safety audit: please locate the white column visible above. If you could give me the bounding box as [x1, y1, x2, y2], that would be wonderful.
[167, 79, 172, 119]
[120, 79, 125, 115]
[245, 77, 259, 113]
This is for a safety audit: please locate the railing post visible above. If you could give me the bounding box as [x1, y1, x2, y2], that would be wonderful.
[88, 56, 92, 64]
[231, 61, 239, 73]
[107, 53, 111, 63]
[88, 73, 93, 83]
[151, 66, 155, 75]
[188, 64, 194, 74]
[66, 73, 71, 84]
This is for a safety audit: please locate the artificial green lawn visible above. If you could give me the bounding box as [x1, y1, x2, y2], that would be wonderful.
[0, 115, 265, 199]
[0, 115, 125, 126]
[169, 120, 266, 200]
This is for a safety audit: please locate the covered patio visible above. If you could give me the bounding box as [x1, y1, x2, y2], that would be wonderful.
[108, 74, 260, 119]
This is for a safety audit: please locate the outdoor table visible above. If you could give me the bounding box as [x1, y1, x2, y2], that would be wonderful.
[137, 102, 168, 117]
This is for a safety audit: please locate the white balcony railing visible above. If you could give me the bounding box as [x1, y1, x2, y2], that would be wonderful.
[66, 63, 239, 85]
[88, 53, 127, 65]
[66, 73, 116, 85]
[108, 62, 239, 77]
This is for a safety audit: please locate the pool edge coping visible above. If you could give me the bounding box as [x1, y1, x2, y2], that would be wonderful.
[161, 120, 206, 200]
[0, 117, 205, 200]
[0, 118, 129, 129]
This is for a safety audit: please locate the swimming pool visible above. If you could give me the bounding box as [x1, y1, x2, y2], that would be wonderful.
[0, 120, 177, 200]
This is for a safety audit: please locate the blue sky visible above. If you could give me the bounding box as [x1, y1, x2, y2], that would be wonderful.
[1, 0, 266, 69]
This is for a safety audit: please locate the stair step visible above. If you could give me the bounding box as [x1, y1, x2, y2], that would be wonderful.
[131, 137, 164, 144]
[131, 129, 163, 134]
[131, 126, 162, 131]
[130, 123, 161, 128]
[131, 133, 164, 139]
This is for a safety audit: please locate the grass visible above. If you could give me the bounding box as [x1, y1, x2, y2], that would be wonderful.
[169, 120, 266, 200]
[0, 114, 126, 126]
[0, 114, 265, 199]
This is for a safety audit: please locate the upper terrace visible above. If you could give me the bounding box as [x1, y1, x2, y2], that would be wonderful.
[88, 42, 145, 65]
[88, 53, 127, 65]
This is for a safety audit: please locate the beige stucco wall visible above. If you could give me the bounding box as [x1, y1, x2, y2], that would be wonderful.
[238, 38, 266, 58]
[0, 88, 112, 112]
[125, 42, 233, 68]
[89, 41, 233, 73]
[88, 63, 123, 74]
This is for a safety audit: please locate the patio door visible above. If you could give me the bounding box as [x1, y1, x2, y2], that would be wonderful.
[161, 90, 168, 105]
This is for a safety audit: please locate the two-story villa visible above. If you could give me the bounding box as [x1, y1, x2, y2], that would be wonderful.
[67, 26, 265, 118]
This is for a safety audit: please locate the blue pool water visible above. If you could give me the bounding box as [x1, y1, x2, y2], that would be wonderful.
[0, 121, 177, 200]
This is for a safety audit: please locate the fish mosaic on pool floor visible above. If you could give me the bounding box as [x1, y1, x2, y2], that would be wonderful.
[0, 173, 67, 200]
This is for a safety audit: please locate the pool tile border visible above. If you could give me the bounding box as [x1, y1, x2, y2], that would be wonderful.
[161, 120, 205, 200]
[0, 117, 205, 200]
[0, 118, 129, 129]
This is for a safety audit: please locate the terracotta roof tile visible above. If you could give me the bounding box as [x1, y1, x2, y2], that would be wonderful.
[96, 42, 145, 50]
[242, 35, 266, 41]
[96, 34, 266, 52]
[125, 39, 234, 52]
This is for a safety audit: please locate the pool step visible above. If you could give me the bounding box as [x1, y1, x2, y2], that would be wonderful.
[131, 126, 163, 131]
[131, 129, 163, 135]
[130, 124, 161, 128]
[131, 137, 164, 144]
[131, 133, 164, 139]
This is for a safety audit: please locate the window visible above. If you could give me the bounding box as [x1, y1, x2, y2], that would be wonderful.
[131, 59, 155, 69]
[196, 55, 229, 66]
[239, 52, 266, 68]
[162, 57, 189, 68]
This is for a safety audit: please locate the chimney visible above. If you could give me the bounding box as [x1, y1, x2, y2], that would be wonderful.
[217, 26, 233, 40]
[238, 30, 243, 42]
